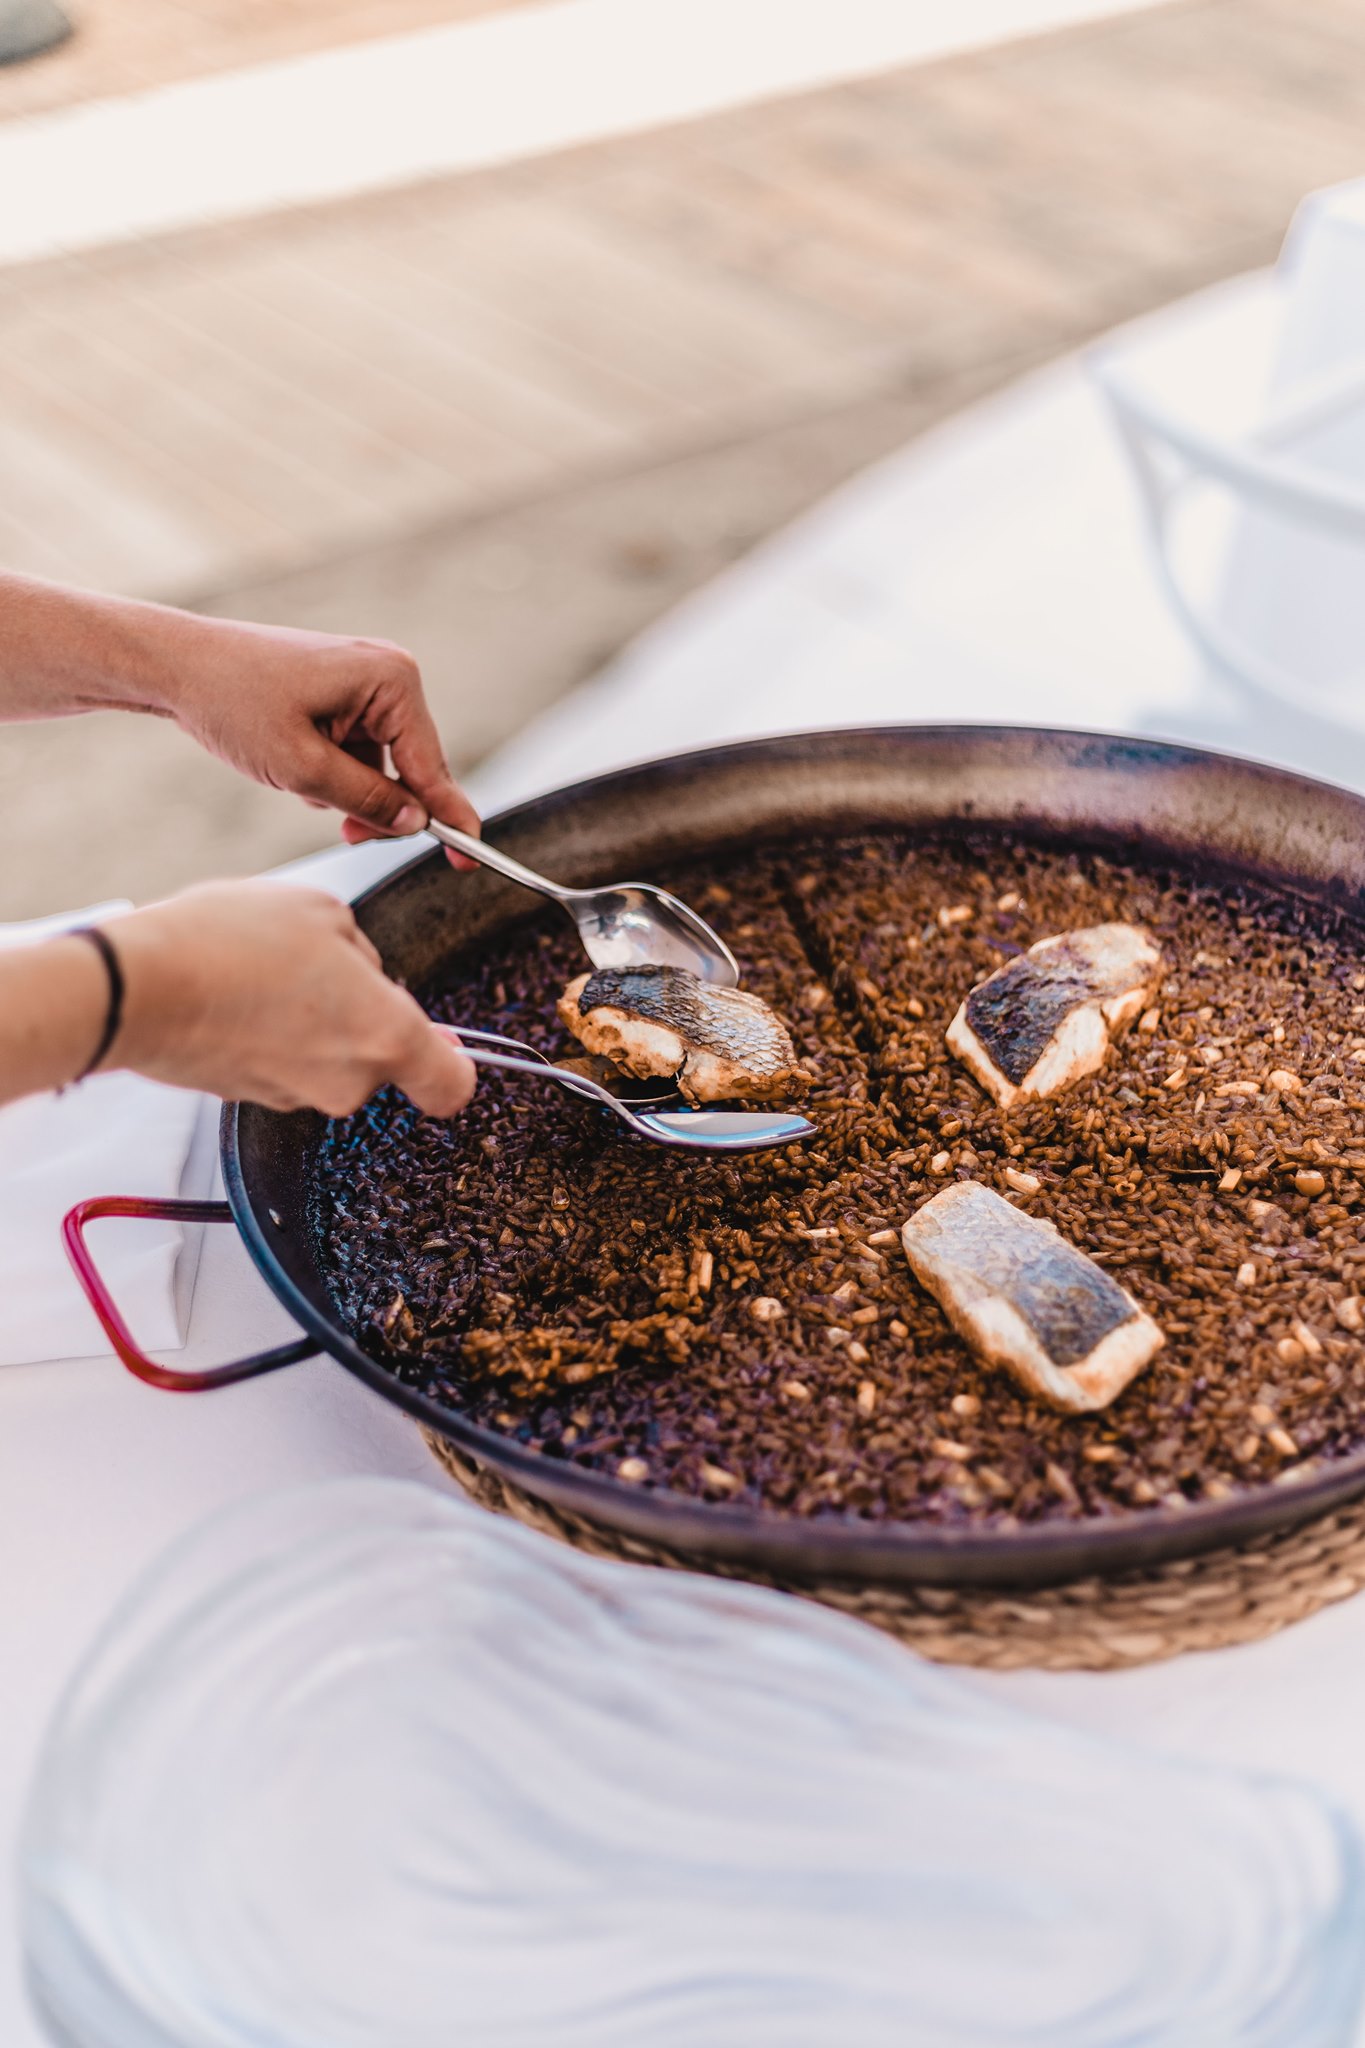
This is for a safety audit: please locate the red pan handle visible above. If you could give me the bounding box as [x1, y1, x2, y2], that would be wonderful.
[63, 1196, 317, 1391]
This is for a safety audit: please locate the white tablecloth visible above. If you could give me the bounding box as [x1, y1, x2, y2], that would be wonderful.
[0, 837, 461, 2048]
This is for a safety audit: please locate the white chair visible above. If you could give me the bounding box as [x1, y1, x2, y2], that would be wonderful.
[1092, 178, 1365, 767]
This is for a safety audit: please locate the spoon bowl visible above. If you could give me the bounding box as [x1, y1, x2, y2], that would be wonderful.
[633, 1106, 819, 1152]
[427, 823, 739, 986]
[445, 1032, 814, 1153]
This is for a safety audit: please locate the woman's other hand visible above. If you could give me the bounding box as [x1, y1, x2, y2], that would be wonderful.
[0, 575, 479, 862]
[107, 882, 476, 1116]
[161, 616, 481, 861]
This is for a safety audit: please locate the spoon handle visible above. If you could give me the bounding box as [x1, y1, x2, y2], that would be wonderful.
[452, 1043, 624, 1117]
[445, 1025, 554, 1066]
[427, 821, 575, 905]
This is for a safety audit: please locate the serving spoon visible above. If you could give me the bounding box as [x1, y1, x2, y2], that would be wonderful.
[448, 1028, 814, 1153]
[427, 821, 739, 987]
[454, 1027, 678, 1105]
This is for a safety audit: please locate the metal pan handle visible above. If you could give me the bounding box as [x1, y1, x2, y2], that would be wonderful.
[63, 1196, 317, 1391]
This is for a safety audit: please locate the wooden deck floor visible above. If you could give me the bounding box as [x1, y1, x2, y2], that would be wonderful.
[4, 0, 1361, 609]
[0, 0, 525, 119]
[2, 0, 1365, 914]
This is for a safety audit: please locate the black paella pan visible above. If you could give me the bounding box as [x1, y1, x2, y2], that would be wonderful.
[63, 725, 1365, 1589]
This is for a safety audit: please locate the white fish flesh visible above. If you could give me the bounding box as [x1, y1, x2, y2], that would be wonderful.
[558, 965, 802, 1105]
[901, 1180, 1163, 1412]
[946, 922, 1161, 1110]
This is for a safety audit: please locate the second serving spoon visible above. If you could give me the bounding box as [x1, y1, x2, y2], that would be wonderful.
[427, 821, 739, 987]
[446, 1029, 814, 1153]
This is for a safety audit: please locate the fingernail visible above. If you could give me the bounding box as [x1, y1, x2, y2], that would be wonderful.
[393, 803, 426, 834]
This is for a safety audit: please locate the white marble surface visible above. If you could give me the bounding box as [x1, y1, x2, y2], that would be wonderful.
[12, 280, 1365, 2042]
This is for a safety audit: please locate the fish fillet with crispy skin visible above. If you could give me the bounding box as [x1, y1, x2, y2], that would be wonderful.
[901, 1180, 1163, 1413]
[946, 923, 1161, 1110]
[558, 965, 803, 1105]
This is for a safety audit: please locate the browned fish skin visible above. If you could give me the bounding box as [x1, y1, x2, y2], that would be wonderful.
[560, 965, 802, 1104]
[902, 1182, 1164, 1412]
[949, 924, 1161, 1109]
[966, 949, 1100, 1088]
[578, 967, 771, 1054]
[917, 1189, 1134, 1365]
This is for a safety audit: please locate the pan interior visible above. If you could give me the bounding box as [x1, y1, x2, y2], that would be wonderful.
[227, 737, 1365, 1581]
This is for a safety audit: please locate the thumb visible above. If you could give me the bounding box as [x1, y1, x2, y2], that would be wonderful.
[395, 1019, 477, 1118]
[300, 737, 427, 837]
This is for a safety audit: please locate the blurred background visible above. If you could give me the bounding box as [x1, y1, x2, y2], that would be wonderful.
[1, 0, 1363, 918]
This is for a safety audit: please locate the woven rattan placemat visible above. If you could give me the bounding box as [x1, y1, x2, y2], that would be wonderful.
[424, 1432, 1365, 1671]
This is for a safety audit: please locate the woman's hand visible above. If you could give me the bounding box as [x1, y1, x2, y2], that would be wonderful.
[155, 615, 482, 856]
[107, 883, 476, 1116]
[0, 575, 481, 856]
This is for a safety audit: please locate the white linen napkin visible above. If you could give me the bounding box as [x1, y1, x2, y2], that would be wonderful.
[0, 905, 212, 1366]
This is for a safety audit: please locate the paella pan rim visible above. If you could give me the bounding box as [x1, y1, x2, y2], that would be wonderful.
[222, 723, 1365, 1590]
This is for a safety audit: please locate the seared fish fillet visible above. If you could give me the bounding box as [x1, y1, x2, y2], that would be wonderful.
[558, 965, 802, 1106]
[902, 1181, 1163, 1413]
[947, 922, 1160, 1110]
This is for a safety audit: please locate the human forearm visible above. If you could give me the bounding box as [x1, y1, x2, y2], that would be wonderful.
[0, 887, 476, 1116]
[0, 570, 479, 852]
[0, 572, 184, 722]
[0, 938, 110, 1104]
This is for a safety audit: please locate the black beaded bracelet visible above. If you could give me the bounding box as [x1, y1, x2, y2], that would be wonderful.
[71, 925, 125, 1081]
